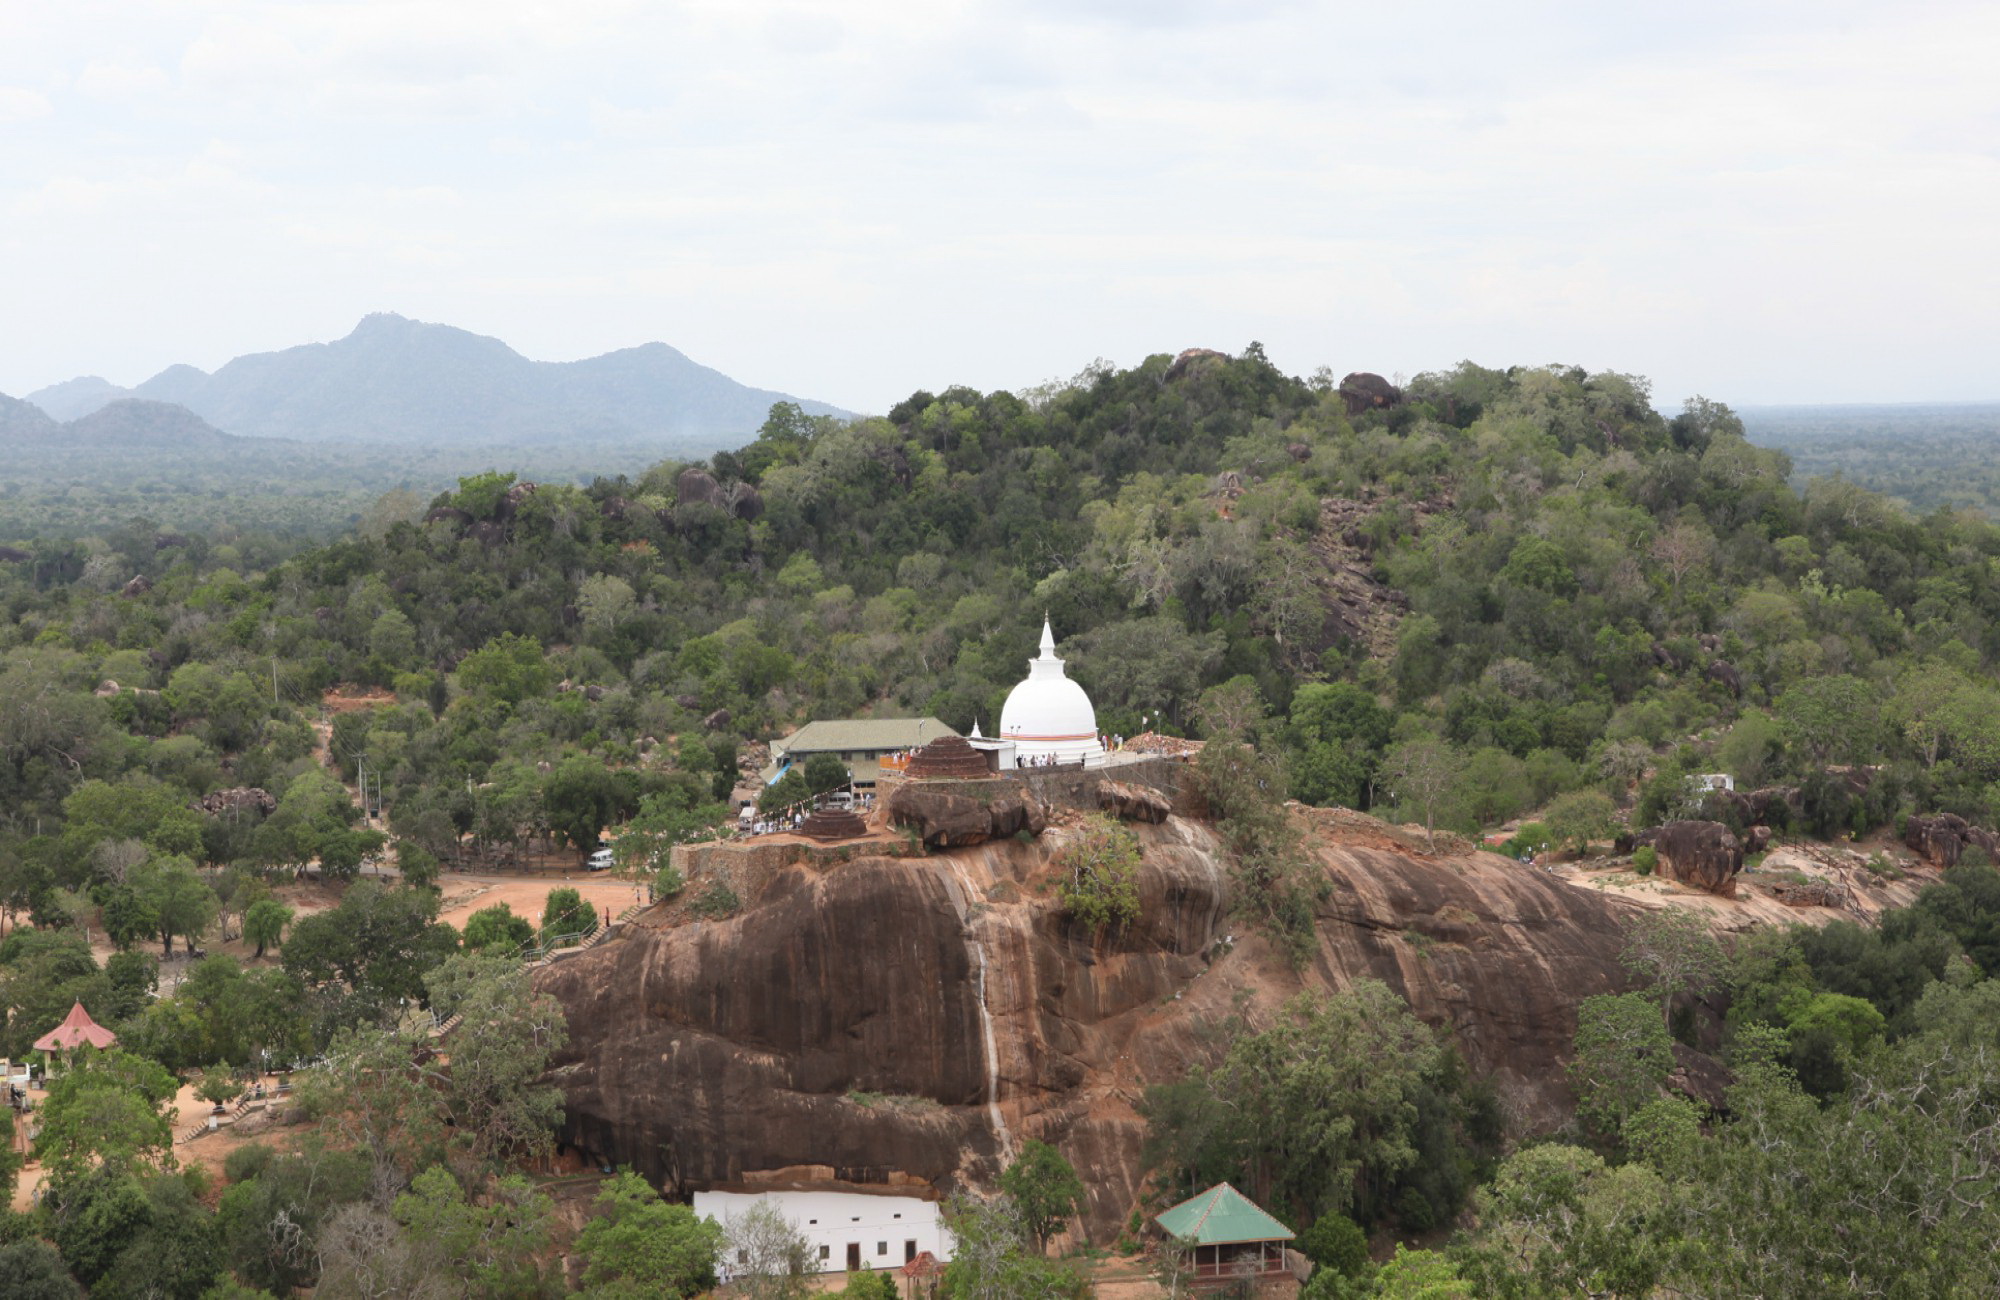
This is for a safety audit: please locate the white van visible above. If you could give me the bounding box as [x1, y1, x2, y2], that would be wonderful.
[587, 848, 615, 871]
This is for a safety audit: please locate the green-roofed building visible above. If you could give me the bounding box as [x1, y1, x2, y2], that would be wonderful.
[761, 717, 957, 789]
[1155, 1182, 1296, 1286]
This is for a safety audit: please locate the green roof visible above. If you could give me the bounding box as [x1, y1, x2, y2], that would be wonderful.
[1155, 1184, 1294, 1246]
[773, 717, 956, 756]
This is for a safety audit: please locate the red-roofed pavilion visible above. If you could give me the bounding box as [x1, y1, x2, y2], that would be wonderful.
[33, 1001, 116, 1053]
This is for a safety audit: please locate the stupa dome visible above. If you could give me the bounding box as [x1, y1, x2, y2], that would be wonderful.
[999, 620, 1105, 768]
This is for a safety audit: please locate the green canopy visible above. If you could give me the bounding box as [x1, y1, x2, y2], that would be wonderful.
[1155, 1183, 1294, 1246]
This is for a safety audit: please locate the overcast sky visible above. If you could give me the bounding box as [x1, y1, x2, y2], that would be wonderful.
[3, 0, 1996, 412]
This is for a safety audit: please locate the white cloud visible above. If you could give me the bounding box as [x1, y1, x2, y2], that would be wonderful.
[73, 61, 172, 99]
[0, 0, 1995, 406]
[0, 87, 52, 122]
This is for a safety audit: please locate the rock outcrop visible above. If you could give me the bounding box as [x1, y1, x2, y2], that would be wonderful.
[539, 811, 1655, 1240]
[886, 785, 1047, 848]
[1098, 780, 1171, 823]
[1654, 821, 1744, 897]
[1904, 813, 2000, 868]
[1337, 371, 1403, 417]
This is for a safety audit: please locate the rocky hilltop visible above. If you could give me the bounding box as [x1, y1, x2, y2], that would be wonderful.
[537, 786, 1671, 1238]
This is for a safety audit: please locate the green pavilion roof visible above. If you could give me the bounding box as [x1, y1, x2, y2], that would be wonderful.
[1154, 1183, 1294, 1245]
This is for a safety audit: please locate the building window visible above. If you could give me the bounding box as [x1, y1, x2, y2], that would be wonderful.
[893, 1214, 901, 1220]
[877, 1242, 888, 1256]
[737, 1250, 748, 1264]
[819, 1246, 830, 1261]
[808, 1219, 818, 1225]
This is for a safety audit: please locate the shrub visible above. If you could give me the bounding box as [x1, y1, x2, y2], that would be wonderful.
[1632, 846, 1657, 876]
[1055, 816, 1143, 933]
[1298, 1213, 1369, 1277]
[223, 1143, 275, 1184]
[690, 881, 739, 919]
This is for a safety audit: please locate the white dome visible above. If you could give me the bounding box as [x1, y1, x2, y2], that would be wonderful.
[998, 620, 1105, 768]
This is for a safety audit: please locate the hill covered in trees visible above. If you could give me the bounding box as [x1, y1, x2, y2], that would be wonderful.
[8, 347, 2000, 852]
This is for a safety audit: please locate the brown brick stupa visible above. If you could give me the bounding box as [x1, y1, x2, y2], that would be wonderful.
[902, 734, 992, 780]
[798, 807, 870, 841]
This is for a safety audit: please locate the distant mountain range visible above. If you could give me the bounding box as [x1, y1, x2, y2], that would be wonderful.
[19, 313, 850, 447]
[0, 392, 245, 448]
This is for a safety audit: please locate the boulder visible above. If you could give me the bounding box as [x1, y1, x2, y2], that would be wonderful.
[121, 575, 152, 597]
[886, 786, 995, 848]
[726, 482, 764, 522]
[702, 708, 732, 731]
[197, 787, 277, 816]
[1337, 372, 1403, 417]
[1743, 825, 1773, 854]
[0, 546, 29, 563]
[1653, 821, 1744, 898]
[885, 785, 1046, 847]
[1766, 878, 1845, 909]
[1164, 347, 1228, 382]
[423, 505, 472, 527]
[1098, 780, 1171, 824]
[987, 790, 1047, 839]
[1904, 813, 2000, 868]
[1705, 660, 1744, 695]
[677, 468, 728, 510]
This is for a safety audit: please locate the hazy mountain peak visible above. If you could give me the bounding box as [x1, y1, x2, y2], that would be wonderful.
[19, 316, 846, 448]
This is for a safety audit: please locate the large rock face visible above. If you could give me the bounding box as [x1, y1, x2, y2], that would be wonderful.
[1654, 821, 1744, 897]
[538, 812, 1652, 1240]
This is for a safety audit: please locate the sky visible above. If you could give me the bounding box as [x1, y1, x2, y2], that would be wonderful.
[2, 0, 1996, 413]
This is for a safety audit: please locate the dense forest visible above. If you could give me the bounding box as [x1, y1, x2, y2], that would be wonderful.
[6, 347, 2000, 1294]
[1745, 401, 2000, 516]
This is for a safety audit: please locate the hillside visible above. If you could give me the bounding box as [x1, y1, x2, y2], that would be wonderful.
[23, 312, 851, 448]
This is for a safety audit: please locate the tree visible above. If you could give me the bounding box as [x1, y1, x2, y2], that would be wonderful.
[759, 768, 810, 815]
[0, 1237, 78, 1300]
[455, 632, 551, 706]
[1053, 817, 1142, 934]
[1568, 993, 1674, 1136]
[1459, 1143, 1670, 1299]
[1296, 1213, 1368, 1278]
[133, 858, 217, 957]
[1141, 983, 1446, 1224]
[574, 1170, 722, 1298]
[1619, 908, 1725, 1017]
[1543, 789, 1617, 856]
[998, 1140, 1084, 1253]
[282, 882, 459, 1028]
[541, 886, 594, 941]
[95, 1171, 226, 1300]
[462, 903, 535, 955]
[391, 1165, 555, 1299]
[939, 1195, 1087, 1300]
[422, 952, 569, 1175]
[542, 756, 624, 857]
[242, 899, 293, 959]
[1775, 674, 1879, 767]
[34, 1048, 178, 1186]
[1380, 739, 1466, 851]
[723, 1199, 814, 1300]
[800, 753, 850, 796]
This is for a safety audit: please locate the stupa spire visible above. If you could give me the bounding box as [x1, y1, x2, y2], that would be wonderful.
[1039, 615, 1057, 659]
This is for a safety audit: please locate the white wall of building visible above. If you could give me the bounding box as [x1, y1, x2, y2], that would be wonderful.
[694, 1189, 954, 1276]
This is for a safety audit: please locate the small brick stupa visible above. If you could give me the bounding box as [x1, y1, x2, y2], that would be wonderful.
[798, 807, 869, 841]
[902, 734, 991, 780]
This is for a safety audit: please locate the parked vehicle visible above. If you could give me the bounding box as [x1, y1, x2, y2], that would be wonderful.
[587, 848, 615, 871]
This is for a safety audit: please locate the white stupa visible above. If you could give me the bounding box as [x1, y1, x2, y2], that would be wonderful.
[999, 618, 1105, 769]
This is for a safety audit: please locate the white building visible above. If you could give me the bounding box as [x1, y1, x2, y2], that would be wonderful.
[693, 1188, 954, 1276]
[998, 619, 1105, 769]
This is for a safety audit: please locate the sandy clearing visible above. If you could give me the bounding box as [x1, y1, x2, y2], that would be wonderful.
[435, 872, 646, 932]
